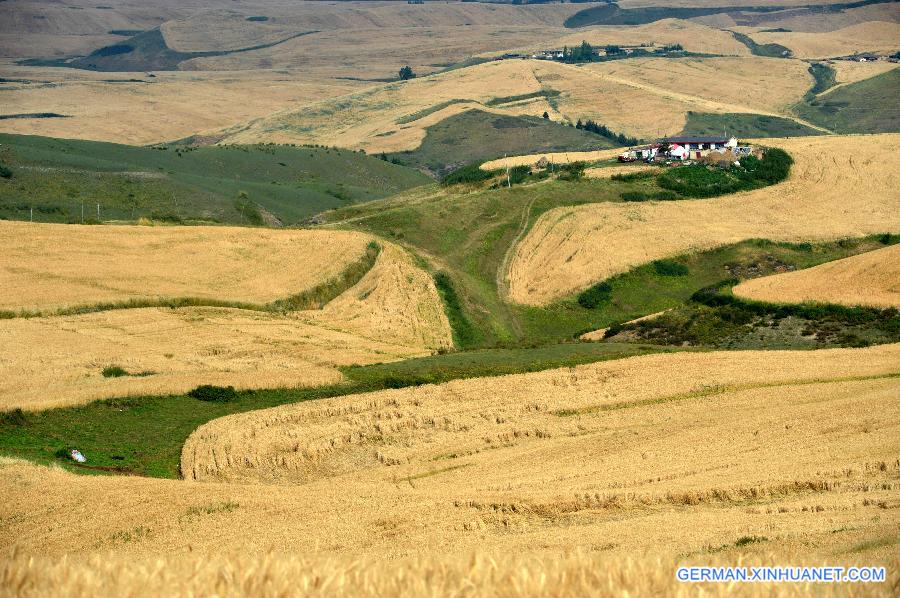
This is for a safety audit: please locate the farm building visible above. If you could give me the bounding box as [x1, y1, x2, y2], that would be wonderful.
[618, 144, 660, 161]
[661, 136, 738, 160]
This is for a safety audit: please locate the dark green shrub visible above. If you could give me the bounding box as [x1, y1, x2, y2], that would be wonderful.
[611, 170, 654, 182]
[508, 165, 531, 185]
[578, 281, 613, 309]
[621, 191, 648, 202]
[102, 365, 128, 378]
[441, 162, 494, 186]
[0, 162, 12, 179]
[652, 259, 689, 276]
[878, 233, 896, 245]
[0, 408, 26, 426]
[188, 385, 238, 402]
[557, 161, 586, 181]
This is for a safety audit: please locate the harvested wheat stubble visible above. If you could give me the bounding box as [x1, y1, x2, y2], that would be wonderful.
[2, 346, 898, 561]
[733, 243, 900, 309]
[0, 306, 424, 412]
[3, 550, 897, 598]
[507, 134, 900, 305]
[0, 222, 373, 312]
[0, 240, 451, 411]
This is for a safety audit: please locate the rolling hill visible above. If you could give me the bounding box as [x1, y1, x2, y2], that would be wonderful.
[0, 133, 430, 225]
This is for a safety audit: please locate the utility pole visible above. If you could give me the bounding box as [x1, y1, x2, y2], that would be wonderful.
[97, 203, 100, 221]
[30, 207, 33, 222]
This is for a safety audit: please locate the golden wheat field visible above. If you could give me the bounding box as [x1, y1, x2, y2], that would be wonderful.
[3, 550, 897, 598]
[506, 134, 900, 305]
[733, 243, 900, 309]
[0, 236, 450, 411]
[0, 221, 374, 312]
[2, 346, 898, 560]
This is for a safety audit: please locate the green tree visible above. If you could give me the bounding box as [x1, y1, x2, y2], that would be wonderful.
[398, 66, 416, 81]
[543, 111, 550, 119]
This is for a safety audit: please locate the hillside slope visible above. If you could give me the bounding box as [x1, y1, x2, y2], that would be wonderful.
[507, 134, 900, 305]
[0, 134, 429, 225]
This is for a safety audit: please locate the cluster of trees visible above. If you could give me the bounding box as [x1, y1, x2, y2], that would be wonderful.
[399, 66, 416, 81]
[559, 41, 601, 63]
[575, 119, 642, 146]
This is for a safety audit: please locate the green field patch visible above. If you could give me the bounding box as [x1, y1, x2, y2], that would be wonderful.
[680, 112, 819, 138]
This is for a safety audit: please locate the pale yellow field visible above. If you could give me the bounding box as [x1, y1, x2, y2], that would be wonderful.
[2, 346, 897, 563]
[0, 238, 451, 411]
[0, 222, 373, 312]
[0, 63, 365, 145]
[220, 55, 821, 153]
[4, 550, 897, 597]
[507, 134, 900, 305]
[748, 21, 900, 59]
[584, 56, 812, 118]
[733, 243, 900, 309]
